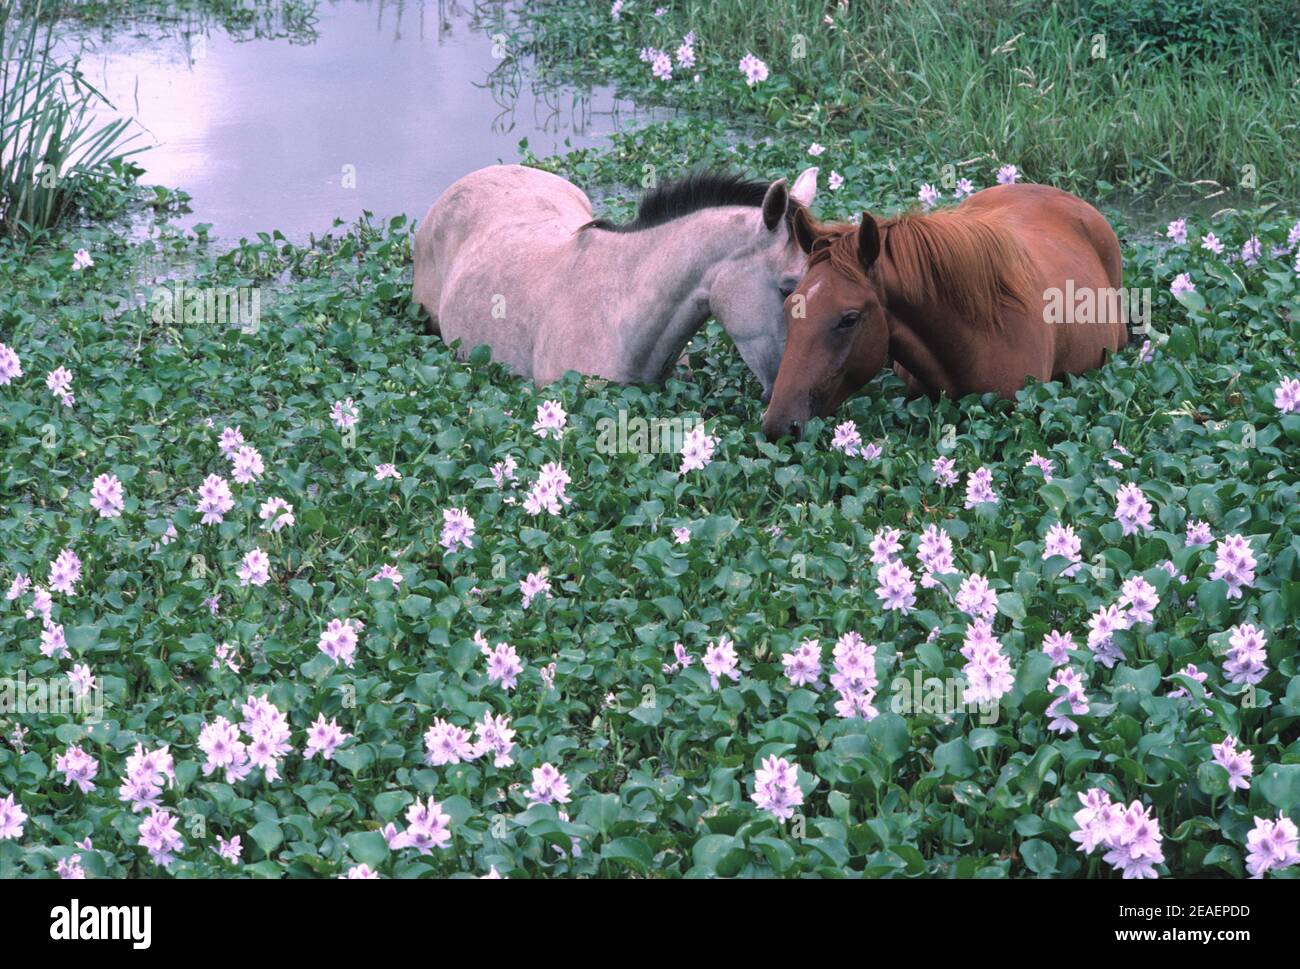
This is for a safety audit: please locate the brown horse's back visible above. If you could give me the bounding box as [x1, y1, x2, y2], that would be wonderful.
[958, 184, 1127, 383]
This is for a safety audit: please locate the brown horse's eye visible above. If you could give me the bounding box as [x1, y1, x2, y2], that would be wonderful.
[836, 310, 861, 330]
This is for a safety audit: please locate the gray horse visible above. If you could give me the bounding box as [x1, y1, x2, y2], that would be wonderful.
[412, 164, 819, 397]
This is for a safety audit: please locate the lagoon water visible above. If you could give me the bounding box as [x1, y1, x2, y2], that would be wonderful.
[73, 0, 658, 242]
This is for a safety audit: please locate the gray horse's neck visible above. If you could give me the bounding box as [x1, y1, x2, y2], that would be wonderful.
[569, 208, 756, 383]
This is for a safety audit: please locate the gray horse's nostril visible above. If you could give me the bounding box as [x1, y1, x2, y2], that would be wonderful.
[761, 387, 773, 405]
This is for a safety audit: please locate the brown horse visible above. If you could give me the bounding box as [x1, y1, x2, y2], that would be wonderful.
[761, 183, 1127, 441]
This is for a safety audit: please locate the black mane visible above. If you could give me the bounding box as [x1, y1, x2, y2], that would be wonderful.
[582, 170, 776, 232]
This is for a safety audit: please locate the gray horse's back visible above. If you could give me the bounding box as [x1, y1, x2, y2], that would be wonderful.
[412, 165, 593, 337]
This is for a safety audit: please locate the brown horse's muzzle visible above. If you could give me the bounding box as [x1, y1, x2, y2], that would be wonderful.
[761, 406, 807, 443]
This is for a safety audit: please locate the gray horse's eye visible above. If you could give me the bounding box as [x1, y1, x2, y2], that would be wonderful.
[778, 283, 797, 300]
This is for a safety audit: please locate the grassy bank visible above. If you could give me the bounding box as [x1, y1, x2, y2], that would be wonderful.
[509, 0, 1300, 202]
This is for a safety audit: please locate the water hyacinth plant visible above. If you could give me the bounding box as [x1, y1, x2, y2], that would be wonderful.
[1, 191, 1299, 879]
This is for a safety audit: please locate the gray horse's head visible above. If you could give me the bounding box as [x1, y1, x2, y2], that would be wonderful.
[706, 167, 819, 400]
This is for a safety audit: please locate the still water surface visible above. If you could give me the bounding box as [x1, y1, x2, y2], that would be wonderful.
[74, 0, 659, 241]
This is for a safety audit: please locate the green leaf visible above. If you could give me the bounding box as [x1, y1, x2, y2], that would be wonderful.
[248, 820, 283, 856]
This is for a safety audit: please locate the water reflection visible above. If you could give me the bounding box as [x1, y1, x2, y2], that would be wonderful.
[67, 0, 666, 242]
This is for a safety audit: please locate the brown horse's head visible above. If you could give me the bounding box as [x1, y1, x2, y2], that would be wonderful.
[761, 209, 889, 442]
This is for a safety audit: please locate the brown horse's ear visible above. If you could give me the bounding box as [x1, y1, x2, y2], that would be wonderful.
[857, 214, 881, 272]
[762, 178, 789, 231]
[792, 206, 818, 253]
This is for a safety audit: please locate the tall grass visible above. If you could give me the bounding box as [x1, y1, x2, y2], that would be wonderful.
[0, 0, 139, 237]
[520, 0, 1300, 199]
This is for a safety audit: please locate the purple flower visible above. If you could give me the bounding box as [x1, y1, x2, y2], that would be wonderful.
[1210, 735, 1253, 791]
[869, 527, 903, 566]
[57, 855, 85, 879]
[738, 52, 769, 86]
[679, 425, 718, 474]
[963, 467, 998, 508]
[1185, 518, 1213, 546]
[751, 755, 804, 820]
[917, 524, 955, 588]
[1167, 662, 1207, 699]
[1042, 629, 1074, 666]
[1209, 534, 1257, 599]
[1046, 666, 1089, 734]
[230, 445, 264, 484]
[90, 473, 125, 518]
[439, 507, 475, 552]
[403, 798, 452, 853]
[526, 763, 572, 805]
[304, 714, 351, 761]
[1114, 482, 1153, 535]
[1245, 816, 1300, 878]
[960, 619, 1014, 704]
[1118, 575, 1158, 624]
[482, 640, 524, 691]
[830, 420, 862, 456]
[49, 548, 82, 596]
[875, 558, 916, 613]
[0, 793, 27, 840]
[520, 570, 552, 609]
[330, 397, 358, 430]
[1223, 623, 1268, 686]
[0, 342, 23, 385]
[702, 634, 741, 690]
[218, 425, 245, 457]
[956, 572, 998, 620]
[532, 400, 567, 439]
[424, 718, 476, 766]
[782, 639, 823, 688]
[196, 474, 234, 524]
[56, 745, 99, 793]
[1086, 604, 1130, 668]
[137, 809, 184, 867]
[237, 547, 271, 587]
[524, 461, 572, 516]
[932, 455, 958, 487]
[216, 835, 242, 863]
[1043, 523, 1083, 577]
[1273, 377, 1300, 414]
[1025, 451, 1054, 482]
[318, 617, 362, 668]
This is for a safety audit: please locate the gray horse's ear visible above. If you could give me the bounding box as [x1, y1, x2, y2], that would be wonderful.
[790, 167, 818, 207]
[858, 214, 881, 271]
[762, 178, 789, 231]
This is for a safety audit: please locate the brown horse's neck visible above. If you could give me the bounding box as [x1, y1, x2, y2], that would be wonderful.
[873, 244, 972, 400]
